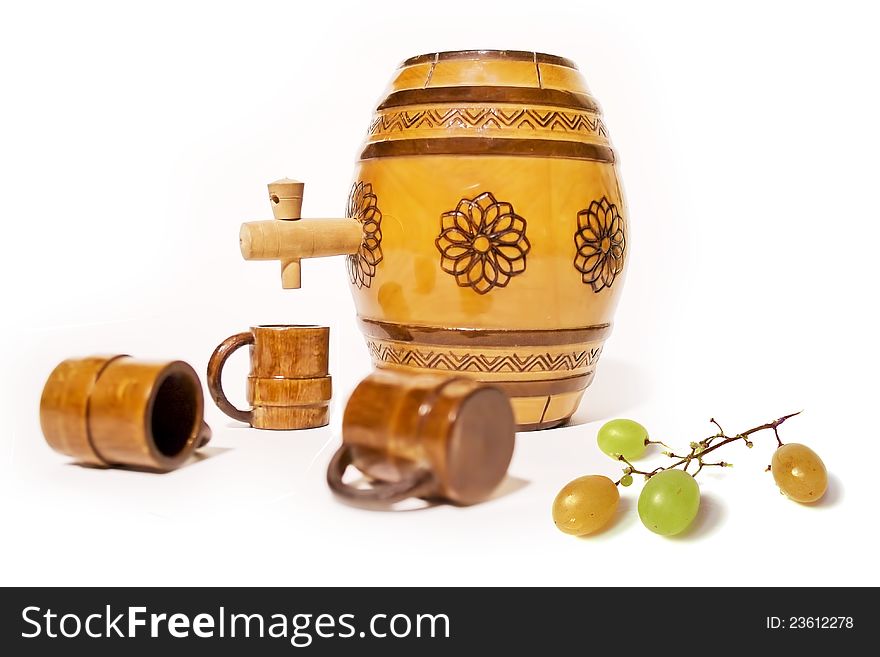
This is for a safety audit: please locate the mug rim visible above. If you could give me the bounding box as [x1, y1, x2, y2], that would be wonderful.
[142, 360, 204, 471]
[252, 324, 328, 330]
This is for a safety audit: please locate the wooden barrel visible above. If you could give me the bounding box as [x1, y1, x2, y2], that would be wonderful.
[346, 50, 628, 430]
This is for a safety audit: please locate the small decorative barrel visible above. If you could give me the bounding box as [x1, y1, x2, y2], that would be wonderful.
[345, 50, 628, 430]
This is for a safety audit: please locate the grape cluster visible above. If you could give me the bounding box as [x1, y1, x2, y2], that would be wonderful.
[552, 414, 828, 537]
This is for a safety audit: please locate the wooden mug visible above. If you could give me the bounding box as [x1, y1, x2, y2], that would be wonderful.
[39, 355, 211, 472]
[207, 325, 331, 430]
[327, 369, 516, 506]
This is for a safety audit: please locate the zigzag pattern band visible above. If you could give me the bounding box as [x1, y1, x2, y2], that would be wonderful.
[366, 340, 602, 373]
[368, 107, 608, 138]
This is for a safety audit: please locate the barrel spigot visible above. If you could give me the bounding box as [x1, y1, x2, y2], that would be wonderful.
[239, 179, 363, 289]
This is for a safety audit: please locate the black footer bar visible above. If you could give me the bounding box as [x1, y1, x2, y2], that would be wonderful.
[0, 587, 868, 654]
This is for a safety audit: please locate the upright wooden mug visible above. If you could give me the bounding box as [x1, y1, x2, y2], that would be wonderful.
[240, 50, 629, 431]
[40, 355, 210, 472]
[327, 369, 516, 506]
[207, 325, 331, 430]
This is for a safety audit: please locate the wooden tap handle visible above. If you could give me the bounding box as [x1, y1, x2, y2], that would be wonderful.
[326, 444, 435, 507]
[268, 178, 304, 220]
[206, 332, 255, 425]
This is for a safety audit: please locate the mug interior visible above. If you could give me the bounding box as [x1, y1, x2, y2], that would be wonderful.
[149, 370, 200, 457]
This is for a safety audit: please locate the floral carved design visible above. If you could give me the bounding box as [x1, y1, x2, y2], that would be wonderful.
[346, 181, 384, 288]
[435, 192, 531, 295]
[574, 197, 626, 292]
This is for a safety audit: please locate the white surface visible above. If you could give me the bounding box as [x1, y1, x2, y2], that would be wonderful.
[1, 0, 878, 586]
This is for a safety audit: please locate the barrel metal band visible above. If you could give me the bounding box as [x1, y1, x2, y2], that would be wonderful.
[378, 86, 599, 112]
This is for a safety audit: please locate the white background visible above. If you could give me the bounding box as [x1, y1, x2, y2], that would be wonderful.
[1, 0, 878, 586]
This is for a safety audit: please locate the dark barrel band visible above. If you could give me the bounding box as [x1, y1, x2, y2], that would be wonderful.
[377, 86, 599, 113]
[360, 137, 615, 163]
[358, 319, 612, 347]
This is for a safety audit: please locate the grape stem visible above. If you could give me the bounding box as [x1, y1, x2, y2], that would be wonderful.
[618, 411, 801, 481]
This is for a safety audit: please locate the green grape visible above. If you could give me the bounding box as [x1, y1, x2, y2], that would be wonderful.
[552, 475, 619, 536]
[620, 474, 633, 487]
[597, 418, 649, 461]
[637, 469, 700, 536]
[771, 443, 827, 503]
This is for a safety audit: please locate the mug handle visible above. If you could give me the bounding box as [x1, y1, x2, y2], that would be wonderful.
[207, 332, 254, 425]
[326, 444, 434, 506]
[197, 421, 213, 447]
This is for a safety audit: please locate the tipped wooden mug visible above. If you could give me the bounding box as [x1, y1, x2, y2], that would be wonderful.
[207, 325, 331, 430]
[327, 369, 516, 506]
[39, 355, 211, 472]
[239, 50, 629, 431]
